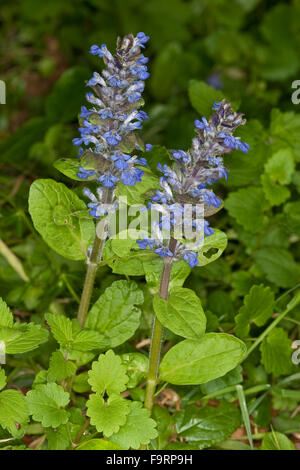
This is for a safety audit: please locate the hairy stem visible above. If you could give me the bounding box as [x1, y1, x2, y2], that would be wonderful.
[144, 238, 177, 413]
[77, 188, 112, 327]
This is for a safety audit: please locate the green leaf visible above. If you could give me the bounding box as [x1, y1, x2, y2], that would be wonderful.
[86, 394, 129, 437]
[0, 368, 6, 390]
[0, 390, 29, 438]
[188, 80, 224, 117]
[26, 383, 70, 428]
[109, 401, 158, 450]
[0, 297, 13, 327]
[47, 351, 77, 383]
[174, 401, 240, 449]
[76, 439, 123, 450]
[86, 280, 144, 348]
[121, 353, 148, 388]
[29, 179, 95, 260]
[159, 333, 246, 385]
[260, 431, 296, 450]
[45, 313, 106, 352]
[45, 67, 90, 123]
[270, 109, 300, 161]
[201, 366, 243, 398]
[225, 187, 269, 233]
[234, 285, 275, 337]
[153, 287, 206, 339]
[88, 350, 128, 395]
[143, 146, 172, 175]
[196, 229, 228, 266]
[54, 158, 85, 182]
[0, 322, 49, 354]
[261, 173, 291, 206]
[254, 248, 300, 288]
[264, 149, 295, 185]
[260, 328, 293, 377]
[115, 168, 160, 205]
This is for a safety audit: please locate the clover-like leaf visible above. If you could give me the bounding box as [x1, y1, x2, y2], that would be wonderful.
[86, 394, 129, 437]
[110, 401, 158, 449]
[26, 383, 70, 428]
[88, 350, 128, 395]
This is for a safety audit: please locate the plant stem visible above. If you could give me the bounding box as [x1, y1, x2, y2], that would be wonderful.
[144, 238, 177, 413]
[77, 188, 112, 327]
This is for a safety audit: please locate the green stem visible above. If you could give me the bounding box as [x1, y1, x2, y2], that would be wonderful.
[243, 290, 300, 360]
[77, 188, 112, 327]
[144, 238, 177, 413]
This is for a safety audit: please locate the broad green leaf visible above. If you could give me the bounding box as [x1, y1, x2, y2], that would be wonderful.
[88, 350, 128, 395]
[121, 353, 148, 388]
[72, 372, 90, 394]
[174, 401, 240, 449]
[0, 389, 29, 438]
[77, 439, 123, 450]
[234, 285, 275, 337]
[159, 333, 247, 385]
[26, 383, 70, 428]
[86, 280, 144, 348]
[260, 328, 293, 377]
[109, 401, 158, 450]
[261, 173, 291, 206]
[47, 351, 77, 383]
[254, 248, 300, 288]
[260, 432, 296, 450]
[225, 187, 269, 233]
[0, 323, 48, 354]
[189, 80, 224, 117]
[45, 313, 106, 352]
[153, 287, 206, 339]
[196, 229, 228, 266]
[270, 109, 300, 161]
[264, 148, 295, 185]
[29, 179, 95, 260]
[86, 394, 129, 437]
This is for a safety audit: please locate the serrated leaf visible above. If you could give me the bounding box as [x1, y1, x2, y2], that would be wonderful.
[264, 148, 295, 185]
[261, 173, 291, 206]
[0, 297, 13, 327]
[234, 285, 275, 337]
[260, 431, 296, 450]
[29, 179, 95, 260]
[175, 401, 240, 449]
[225, 187, 269, 233]
[47, 351, 77, 383]
[86, 394, 129, 437]
[260, 328, 293, 377]
[26, 383, 70, 428]
[109, 401, 158, 449]
[86, 280, 144, 348]
[153, 287, 206, 339]
[88, 350, 128, 395]
[0, 389, 29, 438]
[45, 313, 106, 352]
[159, 333, 246, 385]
